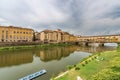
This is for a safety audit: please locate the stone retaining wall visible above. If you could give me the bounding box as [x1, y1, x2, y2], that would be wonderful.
[0, 42, 43, 47]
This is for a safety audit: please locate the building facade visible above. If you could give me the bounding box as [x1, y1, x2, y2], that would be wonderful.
[36, 29, 77, 43]
[69, 34, 77, 42]
[0, 26, 34, 42]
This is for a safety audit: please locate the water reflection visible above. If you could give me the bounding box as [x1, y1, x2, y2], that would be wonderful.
[0, 50, 33, 67]
[0, 45, 116, 80]
[76, 46, 116, 53]
[0, 45, 116, 68]
[37, 46, 116, 62]
[39, 46, 78, 61]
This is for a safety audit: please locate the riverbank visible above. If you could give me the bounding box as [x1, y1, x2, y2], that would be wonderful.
[0, 43, 73, 51]
[53, 45, 120, 80]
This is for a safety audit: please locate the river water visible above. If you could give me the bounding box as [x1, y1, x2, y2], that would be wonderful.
[0, 44, 117, 80]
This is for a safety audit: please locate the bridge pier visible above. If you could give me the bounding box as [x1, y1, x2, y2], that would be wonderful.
[77, 42, 89, 46]
[77, 42, 105, 47]
[117, 43, 120, 45]
[84, 42, 89, 46]
[98, 43, 104, 47]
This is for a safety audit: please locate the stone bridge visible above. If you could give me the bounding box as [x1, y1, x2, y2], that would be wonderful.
[77, 34, 120, 46]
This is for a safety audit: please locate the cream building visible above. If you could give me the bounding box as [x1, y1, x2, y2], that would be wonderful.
[37, 29, 77, 43]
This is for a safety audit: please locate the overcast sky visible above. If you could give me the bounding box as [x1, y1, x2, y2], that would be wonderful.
[0, 0, 120, 35]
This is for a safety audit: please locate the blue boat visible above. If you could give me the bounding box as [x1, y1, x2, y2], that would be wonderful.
[19, 69, 47, 80]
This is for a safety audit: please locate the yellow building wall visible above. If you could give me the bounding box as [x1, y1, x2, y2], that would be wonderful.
[0, 26, 33, 42]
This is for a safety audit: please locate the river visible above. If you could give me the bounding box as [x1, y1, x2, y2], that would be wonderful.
[0, 44, 117, 80]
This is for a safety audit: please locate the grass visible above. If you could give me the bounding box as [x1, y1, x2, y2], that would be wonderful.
[55, 46, 120, 80]
[0, 43, 72, 51]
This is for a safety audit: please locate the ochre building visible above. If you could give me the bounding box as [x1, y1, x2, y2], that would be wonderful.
[0, 26, 34, 42]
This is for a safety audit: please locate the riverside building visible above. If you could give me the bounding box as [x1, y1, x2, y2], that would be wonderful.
[0, 26, 34, 42]
[36, 29, 77, 43]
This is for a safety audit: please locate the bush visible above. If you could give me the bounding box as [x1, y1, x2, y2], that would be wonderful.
[85, 61, 88, 64]
[74, 65, 76, 67]
[88, 59, 91, 62]
[66, 65, 73, 70]
[94, 56, 97, 59]
[89, 55, 92, 57]
[81, 63, 85, 67]
[75, 67, 80, 70]
[91, 57, 94, 60]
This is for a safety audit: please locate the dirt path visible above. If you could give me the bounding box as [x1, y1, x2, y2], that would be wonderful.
[52, 71, 83, 80]
[54, 71, 69, 79]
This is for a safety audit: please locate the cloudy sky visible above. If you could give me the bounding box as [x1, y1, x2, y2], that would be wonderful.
[0, 0, 120, 35]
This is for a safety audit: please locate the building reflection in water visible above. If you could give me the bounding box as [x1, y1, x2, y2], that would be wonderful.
[39, 46, 78, 62]
[0, 45, 116, 67]
[0, 50, 33, 67]
[39, 45, 116, 62]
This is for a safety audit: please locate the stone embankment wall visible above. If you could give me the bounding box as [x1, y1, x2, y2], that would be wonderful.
[0, 42, 43, 47]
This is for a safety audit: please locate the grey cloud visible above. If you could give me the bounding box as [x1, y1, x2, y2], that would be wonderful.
[0, 0, 120, 35]
[103, 6, 120, 19]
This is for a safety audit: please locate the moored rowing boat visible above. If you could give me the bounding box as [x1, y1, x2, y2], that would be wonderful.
[18, 69, 47, 80]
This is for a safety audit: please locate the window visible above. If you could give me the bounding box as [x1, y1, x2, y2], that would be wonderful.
[6, 31, 8, 33]
[6, 31, 8, 39]
[10, 35, 12, 38]
[45, 34, 47, 39]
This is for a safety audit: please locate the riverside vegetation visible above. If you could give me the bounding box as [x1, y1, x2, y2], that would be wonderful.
[54, 44, 120, 80]
[0, 43, 72, 51]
